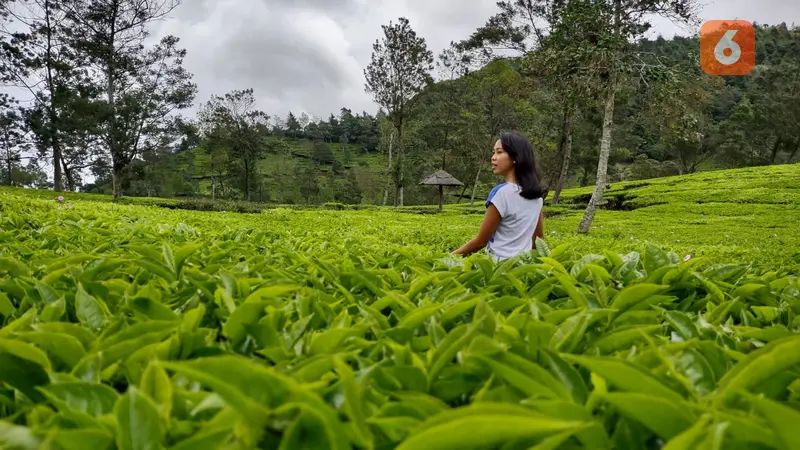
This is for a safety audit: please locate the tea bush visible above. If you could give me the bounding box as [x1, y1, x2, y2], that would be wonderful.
[0, 164, 799, 449]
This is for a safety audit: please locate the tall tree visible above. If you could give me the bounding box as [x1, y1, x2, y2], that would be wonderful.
[403, 43, 473, 206]
[459, 58, 527, 206]
[285, 112, 301, 138]
[558, 0, 702, 234]
[364, 16, 433, 206]
[736, 61, 800, 164]
[197, 89, 269, 201]
[62, 0, 197, 198]
[636, 60, 726, 174]
[1, 0, 82, 192]
[0, 107, 25, 186]
[457, 0, 585, 202]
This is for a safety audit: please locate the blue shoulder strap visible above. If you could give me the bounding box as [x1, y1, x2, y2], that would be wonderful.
[485, 183, 507, 208]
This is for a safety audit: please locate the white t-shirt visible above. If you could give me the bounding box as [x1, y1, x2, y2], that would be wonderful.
[485, 182, 543, 261]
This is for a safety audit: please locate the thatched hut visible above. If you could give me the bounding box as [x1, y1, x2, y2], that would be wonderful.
[419, 170, 464, 212]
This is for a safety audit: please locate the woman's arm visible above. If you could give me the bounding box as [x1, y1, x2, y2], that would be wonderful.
[532, 209, 544, 248]
[452, 204, 502, 256]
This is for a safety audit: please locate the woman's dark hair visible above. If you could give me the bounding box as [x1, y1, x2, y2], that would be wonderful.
[499, 131, 545, 200]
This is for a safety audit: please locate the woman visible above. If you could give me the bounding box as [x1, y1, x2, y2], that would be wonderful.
[452, 131, 545, 260]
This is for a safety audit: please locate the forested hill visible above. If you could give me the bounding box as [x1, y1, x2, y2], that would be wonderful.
[2, 1, 798, 208]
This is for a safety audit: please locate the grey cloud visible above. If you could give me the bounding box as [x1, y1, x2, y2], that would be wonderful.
[211, 22, 355, 115]
[156, 0, 800, 121]
[167, 0, 214, 25]
[157, 0, 504, 118]
[155, 0, 367, 118]
[260, 0, 366, 17]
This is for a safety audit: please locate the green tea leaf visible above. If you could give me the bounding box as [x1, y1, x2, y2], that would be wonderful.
[39, 382, 119, 416]
[161, 356, 293, 426]
[75, 283, 110, 332]
[395, 403, 584, 450]
[604, 392, 694, 440]
[116, 385, 164, 450]
[141, 362, 173, 423]
[169, 427, 233, 450]
[609, 284, 671, 319]
[745, 392, 800, 448]
[715, 335, 800, 406]
[644, 243, 670, 274]
[332, 355, 373, 447]
[563, 354, 685, 403]
[43, 430, 115, 450]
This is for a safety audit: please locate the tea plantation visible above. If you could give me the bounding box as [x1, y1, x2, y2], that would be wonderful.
[0, 163, 799, 449]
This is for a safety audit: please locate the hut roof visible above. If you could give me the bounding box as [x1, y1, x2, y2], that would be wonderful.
[419, 170, 464, 187]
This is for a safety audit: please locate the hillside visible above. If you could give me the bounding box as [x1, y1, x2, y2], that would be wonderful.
[63, 23, 799, 207]
[185, 136, 389, 204]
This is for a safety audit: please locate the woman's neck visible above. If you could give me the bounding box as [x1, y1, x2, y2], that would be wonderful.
[504, 172, 517, 184]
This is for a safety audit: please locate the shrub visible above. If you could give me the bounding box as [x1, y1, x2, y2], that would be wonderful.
[0, 188, 799, 448]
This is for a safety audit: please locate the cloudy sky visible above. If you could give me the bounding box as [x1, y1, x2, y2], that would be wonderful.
[149, 0, 800, 122]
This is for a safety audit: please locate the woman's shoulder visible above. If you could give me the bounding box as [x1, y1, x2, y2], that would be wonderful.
[487, 182, 510, 198]
[485, 183, 512, 207]
[492, 183, 521, 194]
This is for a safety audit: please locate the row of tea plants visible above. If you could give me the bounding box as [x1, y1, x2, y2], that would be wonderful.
[1, 191, 799, 449]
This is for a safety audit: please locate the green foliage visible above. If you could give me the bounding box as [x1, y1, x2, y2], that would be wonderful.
[364, 16, 434, 128]
[363, 16, 435, 206]
[63, 1, 197, 198]
[197, 89, 269, 201]
[0, 162, 799, 448]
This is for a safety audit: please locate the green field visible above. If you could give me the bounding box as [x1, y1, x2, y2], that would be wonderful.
[0, 163, 799, 449]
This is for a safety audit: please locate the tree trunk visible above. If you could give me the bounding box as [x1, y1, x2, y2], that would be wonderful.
[5, 144, 11, 186]
[770, 137, 781, 164]
[546, 106, 569, 189]
[577, 79, 616, 234]
[398, 184, 404, 206]
[382, 129, 393, 206]
[106, 4, 122, 199]
[396, 123, 404, 207]
[456, 185, 467, 204]
[243, 158, 250, 201]
[107, 63, 122, 198]
[551, 109, 575, 205]
[43, 0, 63, 192]
[470, 165, 482, 207]
[3, 131, 11, 186]
[788, 140, 798, 163]
[51, 138, 63, 192]
[61, 157, 75, 192]
[678, 145, 690, 174]
[580, 167, 590, 186]
[112, 165, 124, 200]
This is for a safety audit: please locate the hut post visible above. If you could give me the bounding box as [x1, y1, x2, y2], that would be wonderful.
[439, 185, 444, 212]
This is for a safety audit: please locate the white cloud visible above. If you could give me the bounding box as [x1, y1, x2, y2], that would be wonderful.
[151, 0, 799, 120]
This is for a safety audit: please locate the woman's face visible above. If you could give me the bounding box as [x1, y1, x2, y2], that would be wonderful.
[490, 139, 513, 176]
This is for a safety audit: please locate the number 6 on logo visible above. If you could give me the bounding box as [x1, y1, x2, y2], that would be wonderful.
[714, 30, 741, 65]
[700, 20, 755, 75]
